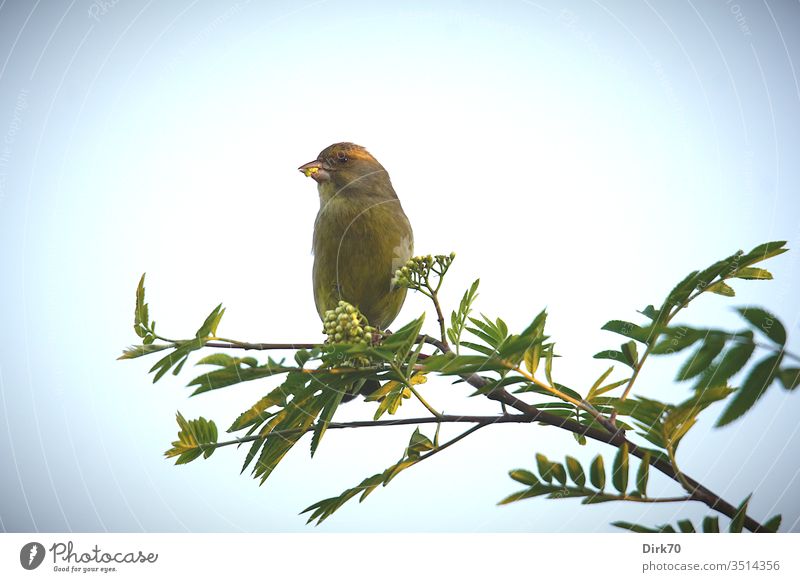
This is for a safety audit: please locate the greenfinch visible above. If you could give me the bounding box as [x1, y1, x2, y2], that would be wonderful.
[300, 143, 414, 397]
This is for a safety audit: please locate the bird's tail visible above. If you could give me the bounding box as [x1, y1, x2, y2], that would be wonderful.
[341, 379, 381, 403]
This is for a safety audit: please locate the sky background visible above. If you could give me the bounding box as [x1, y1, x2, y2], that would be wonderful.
[1, 0, 799, 533]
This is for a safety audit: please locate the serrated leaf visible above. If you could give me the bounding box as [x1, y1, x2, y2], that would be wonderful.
[707, 281, 735, 297]
[734, 267, 772, 280]
[593, 350, 635, 369]
[717, 354, 782, 426]
[449, 279, 480, 353]
[736, 307, 786, 345]
[164, 412, 218, 463]
[739, 240, 787, 267]
[117, 343, 171, 360]
[639, 305, 659, 320]
[310, 389, 345, 457]
[196, 304, 225, 339]
[601, 320, 651, 343]
[650, 327, 704, 355]
[149, 338, 206, 383]
[694, 335, 755, 391]
[667, 269, 700, 306]
[676, 337, 725, 381]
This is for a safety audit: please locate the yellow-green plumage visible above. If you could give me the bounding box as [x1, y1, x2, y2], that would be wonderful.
[300, 143, 413, 330]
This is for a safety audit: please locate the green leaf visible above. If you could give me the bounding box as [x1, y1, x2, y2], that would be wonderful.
[164, 412, 219, 463]
[149, 338, 206, 383]
[717, 354, 783, 426]
[612, 443, 629, 495]
[611, 521, 658, 533]
[694, 334, 755, 391]
[371, 379, 413, 420]
[188, 357, 295, 395]
[728, 494, 751, 533]
[544, 345, 555, 386]
[509, 469, 540, 486]
[593, 350, 634, 369]
[448, 279, 479, 352]
[589, 455, 605, 490]
[310, 389, 345, 457]
[734, 267, 772, 280]
[677, 519, 696, 533]
[497, 485, 551, 506]
[406, 427, 435, 460]
[565, 456, 585, 487]
[196, 304, 225, 338]
[702, 516, 720, 533]
[601, 320, 651, 343]
[650, 327, 703, 355]
[135, 274, 148, 328]
[587, 367, 614, 401]
[523, 343, 541, 375]
[739, 240, 787, 268]
[667, 269, 700, 307]
[665, 384, 733, 450]
[763, 514, 782, 532]
[676, 336, 725, 381]
[706, 281, 735, 297]
[736, 307, 786, 345]
[253, 385, 325, 484]
[620, 341, 638, 367]
[380, 313, 426, 357]
[639, 305, 659, 320]
[117, 343, 171, 360]
[228, 388, 290, 432]
[536, 453, 553, 483]
[779, 368, 800, 390]
[550, 463, 567, 486]
[422, 353, 508, 376]
[635, 452, 650, 497]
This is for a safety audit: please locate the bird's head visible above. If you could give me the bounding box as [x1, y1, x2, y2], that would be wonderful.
[298, 142, 394, 199]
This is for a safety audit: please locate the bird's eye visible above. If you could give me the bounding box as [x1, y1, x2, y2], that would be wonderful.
[337, 151, 348, 163]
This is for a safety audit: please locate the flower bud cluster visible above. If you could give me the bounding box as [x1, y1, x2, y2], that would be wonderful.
[322, 301, 375, 345]
[393, 252, 456, 290]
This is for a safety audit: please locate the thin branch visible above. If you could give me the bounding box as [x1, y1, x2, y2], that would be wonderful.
[210, 414, 535, 450]
[602, 495, 693, 504]
[415, 421, 489, 463]
[480, 383, 769, 533]
[205, 341, 318, 350]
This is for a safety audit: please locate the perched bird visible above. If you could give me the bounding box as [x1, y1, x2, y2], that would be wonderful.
[299, 143, 414, 397]
[300, 142, 414, 328]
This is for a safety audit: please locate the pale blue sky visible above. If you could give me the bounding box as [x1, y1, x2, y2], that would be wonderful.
[1, 0, 799, 532]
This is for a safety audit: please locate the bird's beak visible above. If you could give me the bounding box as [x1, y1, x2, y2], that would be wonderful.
[298, 160, 330, 183]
